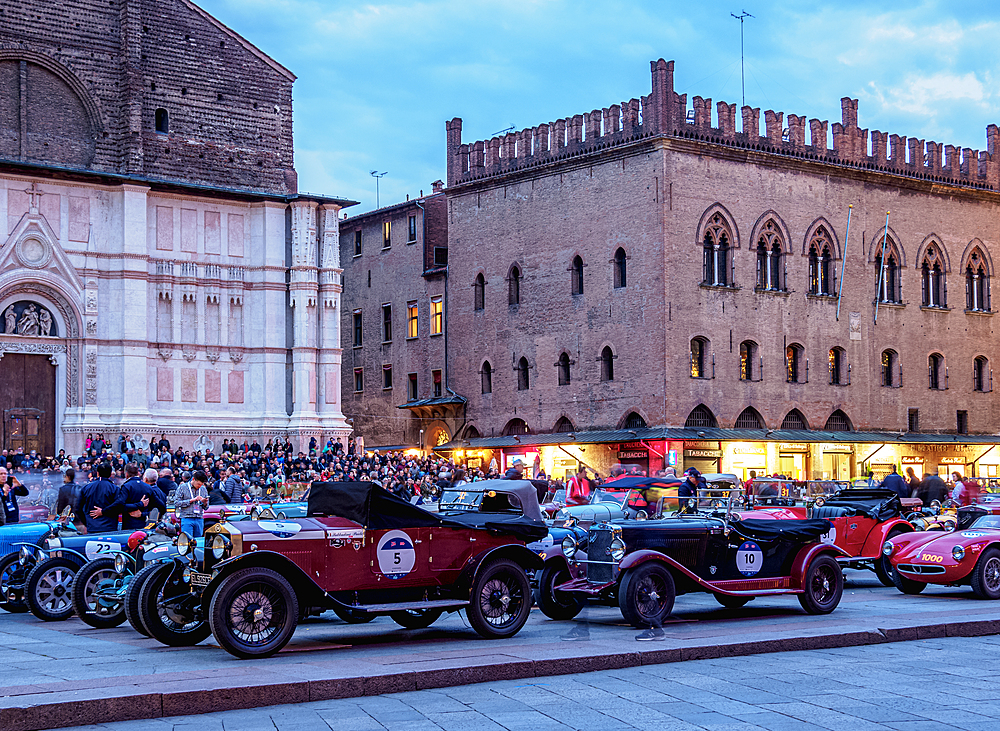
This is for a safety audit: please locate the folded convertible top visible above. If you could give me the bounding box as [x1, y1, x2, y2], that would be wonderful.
[731, 518, 832, 542]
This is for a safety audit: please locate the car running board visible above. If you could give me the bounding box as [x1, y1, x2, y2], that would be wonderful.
[714, 588, 804, 596]
[346, 599, 469, 613]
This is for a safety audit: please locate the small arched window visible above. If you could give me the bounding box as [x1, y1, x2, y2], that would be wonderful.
[481, 360, 493, 394]
[155, 108, 169, 134]
[921, 244, 945, 308]
[808, 227, 835, 296]
[600, 346, 615, 382]
[516, 356, 530, 391]
[928, 353, 944, 390]
[786, 343, 805, 383]
[571, 256, 584, 295]
[613, 248, 627, 288]
[825, 409, 852, 431]
[735, 406, 764, 429]
[508, 266, 521, 305]
[781, 409, 807, 430]
[874, 239, 902, 303]
[739, 340, 758, 381]
[828, 347, 847, 385]
[881, 349, 899, 388]
[473, 273, 485, 311]
[501, 418, 530, 436]
[554, 416, 575, 433]
[557, 352, 572, 386]
[755, 220, 784, 291]
[623, 412, 647, 429]
[966, 249, 990, 312]
[690, 337, 710, 378]
[702, 213, 731, 287]
[685, 404, 718, 428]
[974, 356, 990, 392]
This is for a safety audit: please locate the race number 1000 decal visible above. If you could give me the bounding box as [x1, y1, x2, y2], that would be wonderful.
[736, 540, 763, 576]
[377, 530, 416, 578]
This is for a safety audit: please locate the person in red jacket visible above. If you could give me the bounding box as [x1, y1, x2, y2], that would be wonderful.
[566, 466, 591, 506]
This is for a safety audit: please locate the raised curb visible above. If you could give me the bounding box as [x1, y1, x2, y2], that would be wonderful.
[2, 617, 998, 731]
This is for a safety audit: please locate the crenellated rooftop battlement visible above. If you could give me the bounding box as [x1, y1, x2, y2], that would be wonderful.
[446, 59, 1000, 192]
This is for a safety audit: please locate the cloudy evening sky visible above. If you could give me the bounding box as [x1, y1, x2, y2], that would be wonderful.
[196, 0, 1000, 213]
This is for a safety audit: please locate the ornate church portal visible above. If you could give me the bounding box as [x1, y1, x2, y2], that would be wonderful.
[0, 352, 56, 456]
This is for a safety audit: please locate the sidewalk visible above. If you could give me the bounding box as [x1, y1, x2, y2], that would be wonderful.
[2, 577, 998, 731]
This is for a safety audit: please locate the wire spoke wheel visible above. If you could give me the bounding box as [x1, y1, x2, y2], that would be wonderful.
[985, 558, 1000, 593]
[798, 554, 844, 614]
[619, 563, 675, 628]
[226, 584, 285, 646]
[972, 549, 1000, 599]
[0, 553, 28, 612]
[466, 559, 532, 639]
[634, 573, 668, 621]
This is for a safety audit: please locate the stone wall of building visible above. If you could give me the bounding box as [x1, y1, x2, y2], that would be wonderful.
[444, 58, 1000, 441]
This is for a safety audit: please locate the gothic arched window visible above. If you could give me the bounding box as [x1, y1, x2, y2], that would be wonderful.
[473, 273, 485, 311]
[921, 244, 946, 308]
[571, 256, 584, 295]
[755, 220, 784, 291]
[874, 238, 902, 304]
[702, 213, 731, 286]
[613, 247, 627, 289]
[600, 346, 615, 382]
[966, 249, 990, 312]
[808, 227, 835, 295]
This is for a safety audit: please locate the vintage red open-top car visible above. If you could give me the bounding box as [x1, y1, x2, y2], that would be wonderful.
[148, 480, 548, 658]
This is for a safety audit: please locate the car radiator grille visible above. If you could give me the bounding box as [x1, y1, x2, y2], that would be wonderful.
[587, 528, 614, 584]
[897, 564, 946, 575]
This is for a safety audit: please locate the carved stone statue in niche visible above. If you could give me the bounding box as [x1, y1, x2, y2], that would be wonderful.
[3, 301, 57, 336]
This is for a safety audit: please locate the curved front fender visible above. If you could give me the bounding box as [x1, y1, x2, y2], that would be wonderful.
[791, 543, 848, 587]
[861, 517, 912, 557]
[199, 551, 327, 615]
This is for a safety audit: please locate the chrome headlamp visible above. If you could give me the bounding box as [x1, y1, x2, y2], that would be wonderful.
[561, 534, 578, 559]
[882, 541, 895, 556]
[114, 553, 129, 574]
[45, 537, 62, 549]
[610, 537, 626, 562]
[182, 567, 192, 583]
[211, 533, 231, 560]
[176, 531, 193, 556]
[952, 545, 966, 561]
[18, 546, 31, 564]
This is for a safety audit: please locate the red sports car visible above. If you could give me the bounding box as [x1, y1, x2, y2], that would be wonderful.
[884, 511, 1000, 598]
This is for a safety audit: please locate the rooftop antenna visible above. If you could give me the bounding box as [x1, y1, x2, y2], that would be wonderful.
[369, 170, 387, 208]
[492, 125, 516, 136]
[731, 10, 753, 108]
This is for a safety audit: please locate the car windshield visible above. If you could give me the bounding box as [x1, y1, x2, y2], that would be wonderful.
[544, 488, 566, 504]
[970, 515, 1000, 530]
[590, 488, 629, 506]
[438, 489, 483, 511]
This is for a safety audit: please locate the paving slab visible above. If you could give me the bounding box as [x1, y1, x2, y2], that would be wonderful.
[2, 575, 1000, 730]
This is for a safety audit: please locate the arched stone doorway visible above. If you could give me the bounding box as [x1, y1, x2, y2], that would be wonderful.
[0, 283, 83, 456]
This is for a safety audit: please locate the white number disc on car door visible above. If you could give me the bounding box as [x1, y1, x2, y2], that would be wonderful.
[377, 530, 416, 578]
[85, 541, 119, 559]
[735, 540, 763, 576]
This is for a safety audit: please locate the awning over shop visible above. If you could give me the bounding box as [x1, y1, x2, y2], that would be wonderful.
[435, 427, 1000, 451]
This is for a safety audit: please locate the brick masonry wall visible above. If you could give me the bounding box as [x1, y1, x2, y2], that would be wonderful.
[445, 137, 1000, 438]
[339, 195, 449, 447]
[0, 0, 295, 194]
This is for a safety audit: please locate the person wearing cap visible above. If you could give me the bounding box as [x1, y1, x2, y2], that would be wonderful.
[679, 468, 701, 513]
[504, 459, 525, 480]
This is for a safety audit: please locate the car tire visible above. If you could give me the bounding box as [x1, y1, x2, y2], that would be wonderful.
[618, 562, 676, 628]
[797, 554, 844, 614]
[714, 593, 752, 609]
[25, 557, 78, 621]
[970, 547, 1000, 600]
[892, 570, 926, 595]
[0, 551, 29, 613]
[390, 608, 444, 629]
[138, 562, 211, 646]
[71, 558, 125, 629]
[125, 563, 162, 637]
[466, 558, 532, 639]
[208, 567, 299, 659]
[535, 564, 585, 620]
[874, 527, 909, 587]
[332, 604, 375, 624]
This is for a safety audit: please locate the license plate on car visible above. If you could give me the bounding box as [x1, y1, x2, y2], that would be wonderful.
[190, 572, 212, 587]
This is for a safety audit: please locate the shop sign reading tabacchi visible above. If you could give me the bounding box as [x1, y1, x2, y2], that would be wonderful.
[684, 449, 723, 458]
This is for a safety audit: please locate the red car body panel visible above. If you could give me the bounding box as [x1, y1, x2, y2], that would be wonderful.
[889, 527, 1000, 584]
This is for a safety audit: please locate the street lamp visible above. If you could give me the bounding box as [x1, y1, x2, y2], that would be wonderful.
[370, 170, 387, 208]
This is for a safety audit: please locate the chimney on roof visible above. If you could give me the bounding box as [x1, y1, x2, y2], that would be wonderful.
[432, 180, 444, 193]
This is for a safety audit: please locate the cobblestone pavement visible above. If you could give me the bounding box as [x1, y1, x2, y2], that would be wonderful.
[57, 634, 1000, 731]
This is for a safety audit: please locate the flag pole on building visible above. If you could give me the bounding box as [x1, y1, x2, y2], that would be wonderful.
[836, 204, 852, 321]
[873, 210, 891, 324]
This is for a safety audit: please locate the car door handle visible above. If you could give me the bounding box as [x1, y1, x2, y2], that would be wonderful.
[469, 537, 476, 542]
[414, 539, 423, 544]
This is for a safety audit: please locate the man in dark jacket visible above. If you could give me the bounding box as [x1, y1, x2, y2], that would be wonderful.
[880, 465, 909, 500]
[80, 462, 121, 533]
[55, 467, 85, 529]
[109, 463, 150, 530]
[0, 466, 29, 524]
[918, 472, 949, 506]
[156, 469, 177, 506]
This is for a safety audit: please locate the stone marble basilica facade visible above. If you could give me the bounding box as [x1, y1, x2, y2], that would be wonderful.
[0, 0, 355, 456]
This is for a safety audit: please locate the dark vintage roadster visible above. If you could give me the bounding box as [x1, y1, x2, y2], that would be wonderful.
[538, 492, 846, 627]
[139, 480, 547, 658]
